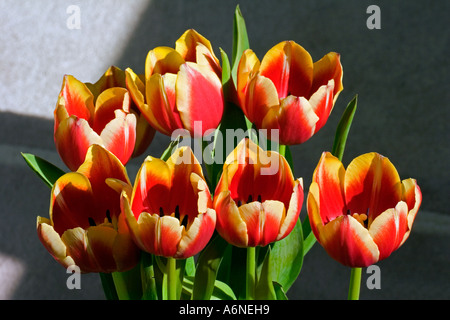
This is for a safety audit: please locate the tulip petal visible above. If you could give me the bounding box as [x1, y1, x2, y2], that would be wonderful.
[58, 75, 94, 124]
[99, 110, 137, 166]
[84, 226, 118, 272]
[165, 148, 205, 219]
[243, 74, 280, 130]
[312, 152, 346, 224]
[236, 49, 261, 109]
[37, 217, 75, 269]
[112, 229, 141, 272]
[261, 95, 319, 145]
[131, 156, 172, 218]
[176, 209, 216, 258]
[345, 152, 403, 224]
[369, 201, 408, 261]
[145, 73, 183, 135]
[309, 79, 335, 134]
[195, 43, 222, 77]
[145, 46, 185, 78]
[318, 215, 379, 267]
[175, 29, 217, 64]
[136, 214, 183, 257]
[260, 41, 313, 99]
[277, 178, 303, 240]
[50, 172, 98, 235]
[311, 52, 343, 102]
[401, 178, 422, 245]
[260, 200, 285, 246]
[176, 62, 224, 136]
[125, 68, 146, 108]
[86, 66, 127, 101]
[54, 116, 103, 171]
[92, 87, 129, 134]
[76, 144, 131, 221]
[60, 227, 94, 272]
[237, 202, 268, 247]
[214, 191, 248, 247]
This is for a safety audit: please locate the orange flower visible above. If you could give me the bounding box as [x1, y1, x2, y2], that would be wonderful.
[236, 41, 343, 145]
[126, 29, 224, 138]
[307, 152, 422, 267]
[213, 139, 303, 247]
[54, 66, 148, 171]
[37, 145, 140, 273]
[121, 147, 216, 259]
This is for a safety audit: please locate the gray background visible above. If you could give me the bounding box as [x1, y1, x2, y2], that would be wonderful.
[0, 0, 448, 299]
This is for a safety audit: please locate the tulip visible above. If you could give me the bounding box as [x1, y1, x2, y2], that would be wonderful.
[54, 67, 139, 171]
[37, 145, 140, 273]
[213, 138, 303, 247]
[121, 146, 216, 259]
[127, 29, 224, 138]
[87, 65, 155, 158]
[236, 41, 343, 145]
[307, 152, 422, 268]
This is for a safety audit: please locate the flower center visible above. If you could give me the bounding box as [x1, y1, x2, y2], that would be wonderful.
[159, 205, 189, 228]
[88, 209, 113, 227]
[236, 194, 263, 207]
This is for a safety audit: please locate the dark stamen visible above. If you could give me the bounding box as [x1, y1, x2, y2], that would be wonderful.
[180, 215, 189, 228]
[247, 195, 253, 203]
[88, 217, 96, 226]
[159, 207, 164, 217]
[257, 195, 262, 202]
[237, 200, 242, 207]
[106, 210, 112, 223]
[174, 205, 180, 220]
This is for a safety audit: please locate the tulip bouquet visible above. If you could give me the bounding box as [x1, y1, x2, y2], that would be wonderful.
[22, 6, 421, 301]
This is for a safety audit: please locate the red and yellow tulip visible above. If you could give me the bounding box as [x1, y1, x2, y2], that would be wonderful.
[121, 147, 216, 259]
[54, 66, 150, 171]
[213, 139, 303, 247]
[236, 41, 343, 145]
[126, 29, 224, 138]
[37, 145, 140, 273]
[307, 152, 422, 267]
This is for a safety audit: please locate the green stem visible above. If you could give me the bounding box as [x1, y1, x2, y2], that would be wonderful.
[278, 144, 286, 157]
[348, 267, 362, 300]
[167, 257, 178, 300]
[99, 273, 118, 300]
[246, 246, 256, 300]
[141, 252, 158, 300]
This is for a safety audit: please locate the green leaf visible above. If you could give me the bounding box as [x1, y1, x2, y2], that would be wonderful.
[140, 252, 158, 300]
[273, 282, 288, 300]
[331, 95, 358, 161]
[301, 216, 316, 256]
[192, 233, 230, 300]
[185, 256, 196, 277]
[255, 246, 276, 300]
[99, 273, 119, 300]
[231, 5, 250, 85]
[111, 262, 143, 300]
[270, 219, 303, 292]
[210, 279, 237, 300]
[21, 153, 65, 188]
[183, 276, 237, 300]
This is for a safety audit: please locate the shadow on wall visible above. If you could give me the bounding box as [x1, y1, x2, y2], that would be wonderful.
[1, 0, 449, 300]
